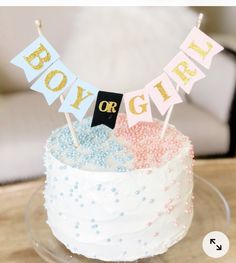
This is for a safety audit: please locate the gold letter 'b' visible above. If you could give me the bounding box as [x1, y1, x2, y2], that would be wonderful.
[24, 44, 51, 70]
[44, 70, 67, 92]
[172, 61, 197, 85]
[129, 95, 147, 115]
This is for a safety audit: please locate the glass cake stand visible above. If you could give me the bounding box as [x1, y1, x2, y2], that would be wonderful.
[25, 174, 230, 263]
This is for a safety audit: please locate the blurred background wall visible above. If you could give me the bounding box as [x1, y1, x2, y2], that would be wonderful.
[193, 7, 236, 34]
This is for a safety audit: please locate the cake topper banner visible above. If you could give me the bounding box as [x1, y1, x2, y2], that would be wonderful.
[59, 79, 98, 121]
[11, 36, 60, 82]
[91, 91, 123, 129]
[164, 51, 206, 94]
[124, 89, 152, 127]
[31, 60, 76, 105]
[11, 24, 224, 129]
[145, 73, 182, 116]
[180, 26, 224, 69]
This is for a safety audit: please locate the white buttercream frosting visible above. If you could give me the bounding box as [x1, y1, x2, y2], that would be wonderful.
[44, 114, 194, 261]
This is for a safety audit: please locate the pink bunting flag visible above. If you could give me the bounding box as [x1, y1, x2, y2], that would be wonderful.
[164, 51, 205, 94]
[124, 89, 152, 127]
[145, 73, 182, 116]
[180, 26, 224, 69]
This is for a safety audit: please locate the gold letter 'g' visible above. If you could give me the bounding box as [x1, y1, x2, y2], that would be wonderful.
[129, 95, 147, 115]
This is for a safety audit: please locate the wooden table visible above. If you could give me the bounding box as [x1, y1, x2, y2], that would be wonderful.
[0, 159, 235, 263]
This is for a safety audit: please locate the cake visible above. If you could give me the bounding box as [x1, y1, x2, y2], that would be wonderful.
[44, 113, 194, 261]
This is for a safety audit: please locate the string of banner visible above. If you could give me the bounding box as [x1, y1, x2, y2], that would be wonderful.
[11, 13, 224, 148]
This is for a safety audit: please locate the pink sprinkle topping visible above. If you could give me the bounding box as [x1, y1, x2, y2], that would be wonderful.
[114, 114, 193, 169]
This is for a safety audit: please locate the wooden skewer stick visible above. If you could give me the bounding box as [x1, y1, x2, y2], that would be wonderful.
[35, 19, 79, 148]
[160, 13, 204, 139]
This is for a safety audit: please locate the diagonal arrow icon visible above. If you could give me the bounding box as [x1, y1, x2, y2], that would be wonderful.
[210, 239, 216, 245]
[203, 231, 229, 258]
[216, 245, 222, 251]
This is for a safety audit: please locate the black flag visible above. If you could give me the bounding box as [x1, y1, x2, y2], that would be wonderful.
[91, 91, 123, 129]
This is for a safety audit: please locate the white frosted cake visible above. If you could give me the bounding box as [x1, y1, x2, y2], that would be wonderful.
[44, 113, 194, 261]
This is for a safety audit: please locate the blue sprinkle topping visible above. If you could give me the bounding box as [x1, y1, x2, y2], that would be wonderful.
[116, 166, 128, 172]
[47, 118, 134, 172]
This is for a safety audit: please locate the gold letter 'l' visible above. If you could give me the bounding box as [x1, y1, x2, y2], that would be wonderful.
[188, 41, 213, 59]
